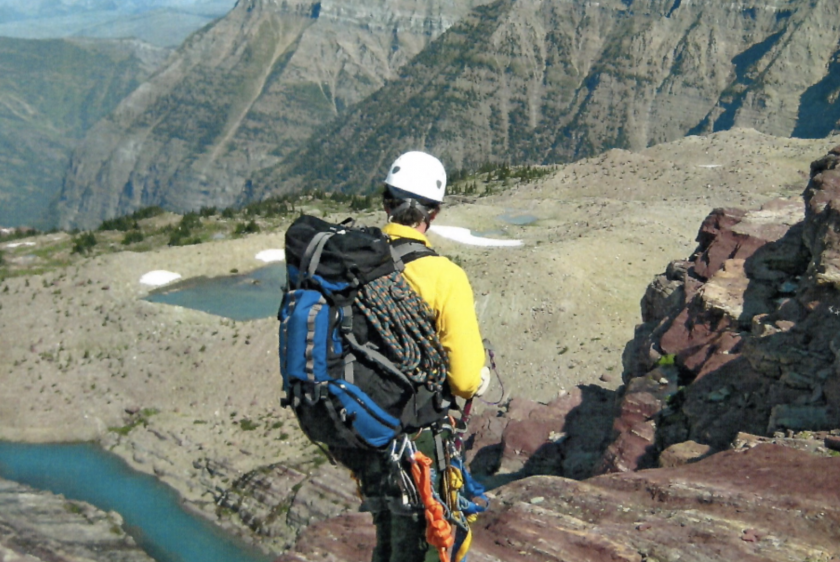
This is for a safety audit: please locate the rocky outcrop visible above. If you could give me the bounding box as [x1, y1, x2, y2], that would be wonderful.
[214, 460, 358, 549]
[0, 477, 154, 562]
[277, 443, 840, 561]
[263, 0, 840, 196]
[603, 146, 840, 473]
[55, 0, 491, 229]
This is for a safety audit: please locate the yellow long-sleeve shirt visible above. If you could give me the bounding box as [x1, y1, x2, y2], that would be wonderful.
[382, 222, 485, 399]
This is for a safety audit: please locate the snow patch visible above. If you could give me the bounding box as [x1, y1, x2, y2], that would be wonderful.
[255, 249, 285, 262]
[697, 164, 722, 168]
[140, 270, 182, 286]
[4, 241, 36, 249]
[429, 225, 523, 247]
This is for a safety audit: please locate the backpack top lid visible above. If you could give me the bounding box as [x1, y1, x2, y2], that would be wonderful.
[285, 215, 396, 289]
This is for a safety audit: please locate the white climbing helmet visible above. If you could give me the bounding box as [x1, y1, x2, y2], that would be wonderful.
[383, 151, 447, 203]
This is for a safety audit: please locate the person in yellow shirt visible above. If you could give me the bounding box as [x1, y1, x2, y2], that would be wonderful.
[333, 151, 489, 562]
[380, 152, 488, 401]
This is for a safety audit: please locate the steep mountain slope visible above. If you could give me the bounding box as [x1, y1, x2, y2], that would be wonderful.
[54, 0, 490, 230]
[257, 0, 840, 196]
[0, 37, 167, 228]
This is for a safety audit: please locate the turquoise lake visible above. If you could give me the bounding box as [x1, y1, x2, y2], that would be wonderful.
[0, 442, 273, 562]
[145, 264, 286, 321]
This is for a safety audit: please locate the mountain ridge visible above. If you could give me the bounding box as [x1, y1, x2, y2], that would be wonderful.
[253, 0, 840, 197]
[54, 0, 492, 230]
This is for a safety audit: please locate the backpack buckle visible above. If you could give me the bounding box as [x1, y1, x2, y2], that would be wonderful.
[302, 382, 329, 406]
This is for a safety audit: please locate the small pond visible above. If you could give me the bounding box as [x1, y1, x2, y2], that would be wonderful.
[497, 212, 538, 226]
[145, 264, 286, 321]
[0, 441, 272, 562]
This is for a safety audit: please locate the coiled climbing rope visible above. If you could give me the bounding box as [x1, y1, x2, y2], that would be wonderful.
[355, 271, 448, 388]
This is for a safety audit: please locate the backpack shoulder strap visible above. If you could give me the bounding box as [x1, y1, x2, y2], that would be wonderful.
[390, 238, 438, 270]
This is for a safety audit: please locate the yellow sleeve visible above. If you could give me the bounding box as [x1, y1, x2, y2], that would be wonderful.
[434, 263, 485, 399]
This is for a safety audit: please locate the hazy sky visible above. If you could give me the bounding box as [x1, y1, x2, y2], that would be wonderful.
[0, 0, 236, 44]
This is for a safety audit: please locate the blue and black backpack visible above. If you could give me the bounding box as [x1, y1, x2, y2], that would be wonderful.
[278, 215, 451, 450]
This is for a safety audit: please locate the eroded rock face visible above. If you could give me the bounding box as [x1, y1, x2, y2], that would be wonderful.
[276, 444, 840, 562]
[0, 477, 154, 562]
[210, 460, 358, 550]
[55, 0, 491, 229]
[605, 147, 840, 473]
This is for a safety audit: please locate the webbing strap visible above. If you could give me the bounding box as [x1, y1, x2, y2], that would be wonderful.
[390, 239, 437, 265]
[304, 299, 324, 382]
[300, 231, 334, 284]
[343, 331, 414, 391]
[343, 353, 356, 384]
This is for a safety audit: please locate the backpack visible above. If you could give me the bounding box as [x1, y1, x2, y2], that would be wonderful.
[278, 215, 451, 450]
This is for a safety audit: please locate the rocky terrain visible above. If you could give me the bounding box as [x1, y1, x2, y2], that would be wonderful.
[54, 0, 492, 230]
[262, 0, 840, 196]
[2, 129, 840, 558]
[0, 476, 154, 562]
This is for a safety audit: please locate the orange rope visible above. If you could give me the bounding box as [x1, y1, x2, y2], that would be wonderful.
[411, 451, 453, 562]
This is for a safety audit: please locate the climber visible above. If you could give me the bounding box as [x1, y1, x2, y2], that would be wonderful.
[331, 150, 490, 562]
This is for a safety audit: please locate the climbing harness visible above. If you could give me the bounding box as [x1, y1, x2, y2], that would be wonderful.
[382, 427, 488, 562]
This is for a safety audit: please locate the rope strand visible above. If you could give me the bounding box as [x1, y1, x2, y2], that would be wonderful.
[355, 271, 448, 388]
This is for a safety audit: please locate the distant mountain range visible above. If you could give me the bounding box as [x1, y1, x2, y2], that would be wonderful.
[53, 0, 491, 229]
[257, 0, 840, 197]
[4, 0, 840, 229]
[0, 36, 167, 229]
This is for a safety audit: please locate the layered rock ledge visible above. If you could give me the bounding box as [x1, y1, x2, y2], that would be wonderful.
[0, 477, 154, 562]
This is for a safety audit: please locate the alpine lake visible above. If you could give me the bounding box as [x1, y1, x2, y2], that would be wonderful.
[0, 442, 273, 562]
[0, 265, 290, 562]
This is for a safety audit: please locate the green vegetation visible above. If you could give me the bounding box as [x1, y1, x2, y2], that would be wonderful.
[0, 227, 41, 242]
[122, 230, 144, 245]
[71, 232, 97, 255]
[168, 213, 203, 246]
[657, 354, 677, 366]
[234, 220, 260, 235]
[107, 408, 159, 435]
[239, 419, 259, 431]
[64, 502, 83, 514]
[0, 185, 408, 280]
[100, 206, 164, 232]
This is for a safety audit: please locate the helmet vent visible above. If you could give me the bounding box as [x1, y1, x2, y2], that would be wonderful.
[436, 180, 442, 188]
[391, 166, 401, 175]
